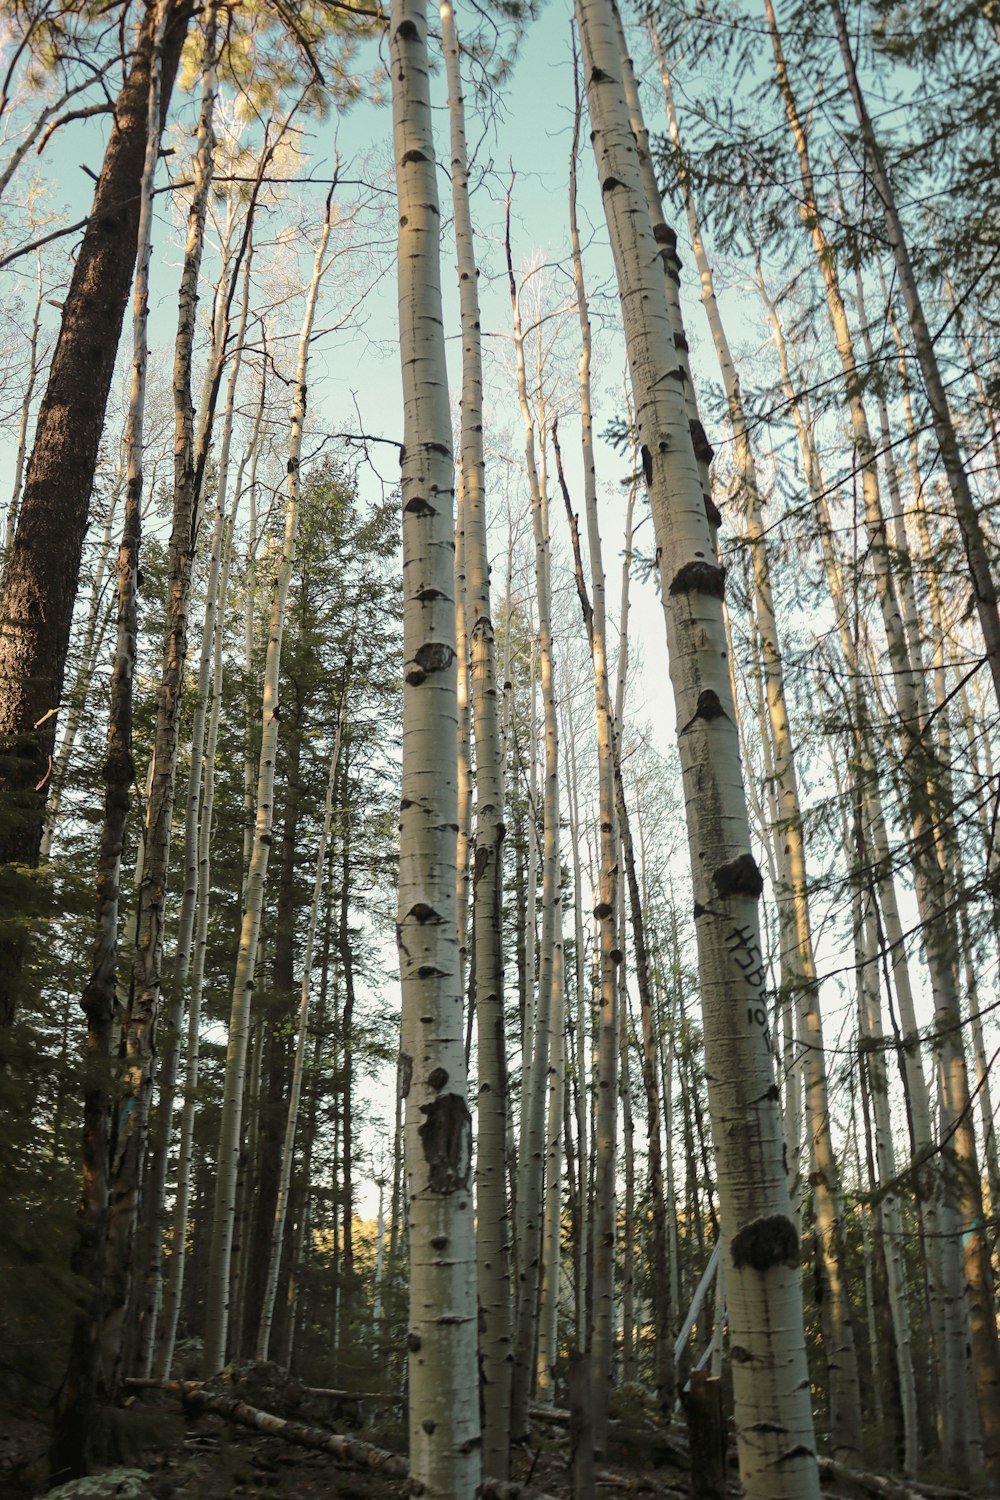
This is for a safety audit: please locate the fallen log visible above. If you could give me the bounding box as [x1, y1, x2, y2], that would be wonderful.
[818, 1457, 975, 1500]
[126, 1379, 560, 1500]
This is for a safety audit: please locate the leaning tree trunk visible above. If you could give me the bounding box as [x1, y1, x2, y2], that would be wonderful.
[49, 1, 168, 1469]
[0, 0, 194, 1035]
[440, 0, 512, 1474]
[773, 8, 1000, 1442]
[661, 63, 863, 1463]
[201, 201, 333, 1377]
[573, 5, 819, 1495]
[389, 0, 480, 1491]
[828, 0, 1000, 713]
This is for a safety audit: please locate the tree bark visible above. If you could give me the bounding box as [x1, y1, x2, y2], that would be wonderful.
[50, 2, 169, 1469]
[573, 6, 819, 1495]
[0, 0, 194, 1037]
[390, 0, 480, 1489]
[440, 1, 512, 1467]
[202, 201, 333, 1375]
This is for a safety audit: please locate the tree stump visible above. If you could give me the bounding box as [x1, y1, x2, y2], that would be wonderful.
[568, 1349, 596, 1500]
[682, 1371, 725, 1500]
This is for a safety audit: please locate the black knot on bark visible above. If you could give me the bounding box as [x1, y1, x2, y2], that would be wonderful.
[669, 559, 726, 598]
[407, 901, 441, 924]
[641, 444, 653, 485]
[730, 1213, 800, 1272]
[694, 689, 726, 722]
[414, 641, 454, 674]
[653, 222, 677, 250]
[590, 65, 612, 83]
[712, 852, 764, 899]
[689, 418, 714, 466]
[403, 494, 435, 516]
[601, 175, 626, 194]
[407, 1330, 422, 1351]
[704, 494, 722, 528]
[395, 18, 420, 39]
[593, 901, 614, 920]
[418, 1093, 472, 1193]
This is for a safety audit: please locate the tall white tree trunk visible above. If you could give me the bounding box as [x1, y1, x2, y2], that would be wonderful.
[440, 3, 512, 1466]
[202, 202, 333, 1376]
[155, 453, 243, 1377]
[506, 222, 562, 1446]
[852, 798, 919, 1474]
[573, 7, 819, 1495]
[389, 0, 480, 1489]
[661, 63, 863, 1462]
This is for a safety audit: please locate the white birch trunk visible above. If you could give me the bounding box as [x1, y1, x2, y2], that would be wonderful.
[661, 63, 862, 1461]
[155, 465, 241, 1378]
[202, 204, 333, 1376]
[440, 0, 512, 1470]
[389, 0, 480, 1488]
[853, 806, 919, 1474]
[507, 235, 561, 1444]
[574, 7, 819, 1493]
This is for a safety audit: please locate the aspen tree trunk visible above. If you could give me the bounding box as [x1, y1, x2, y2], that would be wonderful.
[440, 3, 512, 1466]
[829, 0, 1000, 713]
[202, 203, 333, 1376]
[565, 701, 591, 1350]
[536, 888, 565, 1406]
[852, 799, 919, 1474]
[737, 570, 801, 1226]
[618, 909, 636, 1387]
[455, 479, 472, 1002]
[168, 229, 253, 1011]
[763, 270, 955, 1454]
[561, 81, 622, 1449]
[155, 467, 242, 1378]
[130, 12, 225, 1374]
[661, 66, 862, 1462]
[50, 4, 168, 1468]
[613, 463, 675, 1410]
[507, 220, 561, 1447]
[574, 7, 819, 1495]
[0, 0, 194, 1002]
[257, 706, 345, 1359]
[389, 0, 480, 1487]
[850, 262, 928, 703]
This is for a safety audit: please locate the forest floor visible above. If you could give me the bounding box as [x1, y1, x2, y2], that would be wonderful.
[0, 1401, 693, 1500]
[0, 1365, 976, 1500]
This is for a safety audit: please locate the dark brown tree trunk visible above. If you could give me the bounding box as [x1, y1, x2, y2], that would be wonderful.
[243, 693, 302, 1357]
[0, 0, 194, 1035]
[49, 447, 142, 1484]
